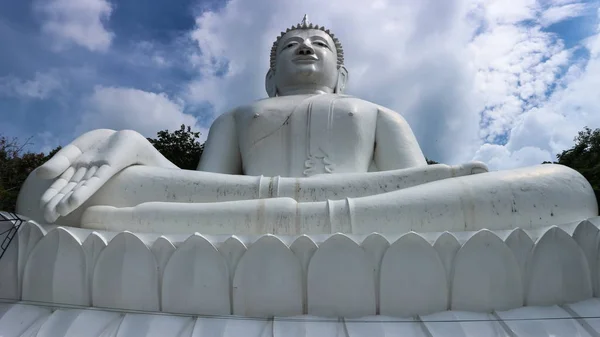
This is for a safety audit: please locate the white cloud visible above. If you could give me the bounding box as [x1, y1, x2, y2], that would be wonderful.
[76, 86, 205, 139]
[481, 0, 538, 25]
[473, 5, 600, 169]
[470, 22, 571, 143]
[35, 0, 114, 52]
[0, 72, 63, 99]
[473, 143, 553, 170]
[540, 3, 589, 27]
[125, 41, 173, 68]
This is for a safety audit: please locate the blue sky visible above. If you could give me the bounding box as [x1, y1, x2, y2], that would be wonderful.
[1, 0, 599, 169]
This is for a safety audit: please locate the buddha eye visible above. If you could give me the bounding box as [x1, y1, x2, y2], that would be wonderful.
[314, 41, 329, 49]
[285, 42, 297, 49]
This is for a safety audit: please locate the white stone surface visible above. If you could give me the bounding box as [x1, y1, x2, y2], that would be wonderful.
[433, 231, 460, 290]
[361, 233, 389, 315]
[571, 220, 600, 296]
[0, 303, 51, 337]
[233, 235, 303, 316]
[504, 228, 534, 290]
[525, 227, 592, 306]
[35, 309, 121, 337]
[422, 311, 510, 337]
[92, 231, 160, 311]
[162, 234, 229, 315]
[289, 235, 318, 314]
[565, 298, 600, 334]
[3, 300, 600, 336]
[22, 227, 87, 306]
[450, 230, 523, 312]
[218, 235, 247, 278]
[380, 232, 447, 317]
[307, 234, 376, 317]
[151, 236, 176, 288]
[345, 316, 424, 337]
[497, 305, 593, 337]
[0, 217, 599, 318]
[113, 313, 193, 337]
[17, 221, 45, 296]
[82, 232, 107, 304]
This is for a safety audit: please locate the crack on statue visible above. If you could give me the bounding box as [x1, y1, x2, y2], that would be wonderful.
[250, 113, 293, 149]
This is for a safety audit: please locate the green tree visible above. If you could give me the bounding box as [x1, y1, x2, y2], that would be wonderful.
[0, 136, 60, 212]
[556, 127, 600, 193]
[147, 124, 205, 170]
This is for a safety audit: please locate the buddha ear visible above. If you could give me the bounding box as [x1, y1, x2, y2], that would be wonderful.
[334, 66, 349, 94]
[265, 69, 277, 97]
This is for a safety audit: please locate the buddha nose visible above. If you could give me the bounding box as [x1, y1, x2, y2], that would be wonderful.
[296, 41, 315, 56]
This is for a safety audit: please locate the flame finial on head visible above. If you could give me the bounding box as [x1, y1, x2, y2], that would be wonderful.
[300, 14, 310, 27]
[269, 15, 344, 70]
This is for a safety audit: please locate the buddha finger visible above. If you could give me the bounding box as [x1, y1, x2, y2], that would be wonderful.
[57, 167, 93, 215]
[37, 145, 82, 179]
[40, 167, 76, 209]
[56, 191, 76, 216]
[70, 166, 98, 205]
[58, 179, 89, 216]
[69, 164, 116, 209]
[83, 166, 98, 181]
[57, 167, 87, 196]
[43, 192, 66, 223]
[55, 167, 87, 216]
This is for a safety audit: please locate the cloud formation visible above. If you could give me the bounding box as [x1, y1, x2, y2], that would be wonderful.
[540, 2, 590, 27]
[76, 86, 201, 138]
[34, 0, 114, 52]
[0, 72, 63, 99]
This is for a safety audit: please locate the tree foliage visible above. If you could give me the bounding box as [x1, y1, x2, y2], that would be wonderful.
[147, 124, 204, 170]
[0, 136, 60, 212]
[556, 127, 600, 192]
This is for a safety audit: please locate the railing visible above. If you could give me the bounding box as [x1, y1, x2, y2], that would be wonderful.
[0, 212, 24, 260]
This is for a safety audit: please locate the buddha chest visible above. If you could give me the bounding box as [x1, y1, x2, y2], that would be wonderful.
[237, 94, 378, 177]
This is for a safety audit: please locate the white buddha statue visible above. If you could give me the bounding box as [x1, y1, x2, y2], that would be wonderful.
[16, 16, 598, 235]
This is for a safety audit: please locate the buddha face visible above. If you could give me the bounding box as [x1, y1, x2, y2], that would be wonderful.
[273, 29, 339, 92]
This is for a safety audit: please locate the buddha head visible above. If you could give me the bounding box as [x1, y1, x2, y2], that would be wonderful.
[266, 15, 349, 97]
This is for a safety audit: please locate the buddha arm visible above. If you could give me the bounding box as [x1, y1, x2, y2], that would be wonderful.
[373, 107, 427, 170]
[197, 112, 243, 174]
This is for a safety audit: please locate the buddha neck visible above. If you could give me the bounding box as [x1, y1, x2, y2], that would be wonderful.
[276, 85, 334, 96]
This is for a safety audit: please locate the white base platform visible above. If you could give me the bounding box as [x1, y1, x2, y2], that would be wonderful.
[2, 215, 600, 320]
[3, 299, 600, 336]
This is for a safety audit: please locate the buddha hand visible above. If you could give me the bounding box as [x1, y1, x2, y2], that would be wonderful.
[36, 129, 178, 223]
